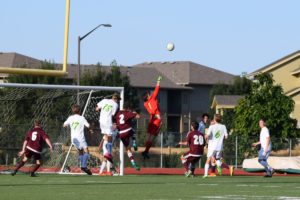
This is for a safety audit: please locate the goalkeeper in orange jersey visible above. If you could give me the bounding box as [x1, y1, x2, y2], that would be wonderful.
[141, 76, 162, 159]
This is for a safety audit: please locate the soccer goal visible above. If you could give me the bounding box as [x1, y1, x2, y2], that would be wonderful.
[0, 83, 125, 176]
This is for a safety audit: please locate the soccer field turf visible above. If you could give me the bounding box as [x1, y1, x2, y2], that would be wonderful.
[1, 174, 300, 200]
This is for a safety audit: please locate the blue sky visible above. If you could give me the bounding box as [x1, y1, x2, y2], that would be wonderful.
[1, 0, 300, 75]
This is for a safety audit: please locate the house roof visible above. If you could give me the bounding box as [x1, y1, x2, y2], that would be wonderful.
[123, 66, 192, 89]
[134, 61, 235, 86]
[64, 61, 235, 89]
[211, 95, 244, 109]
[285, 87, 300, 97]
[249, 50, 300, 76]
[0, 52, 236, 90]
[0, 52, 41, 68]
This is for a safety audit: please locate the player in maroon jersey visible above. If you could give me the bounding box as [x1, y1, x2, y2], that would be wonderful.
[11, 119, 53, 177]
[179, 121, 205, 177]
[115, 103, 141, 170]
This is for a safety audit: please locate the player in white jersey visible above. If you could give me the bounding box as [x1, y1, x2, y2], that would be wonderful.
[252, 118, 274, 177]
[96, 93, 120, 175]
[63, 105, 92, 175]
[203, 114, 228, 178]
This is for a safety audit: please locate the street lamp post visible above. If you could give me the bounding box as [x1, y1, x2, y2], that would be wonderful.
[77, 24, 112, 104]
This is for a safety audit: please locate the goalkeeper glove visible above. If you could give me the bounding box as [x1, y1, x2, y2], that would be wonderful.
[157, 75, 162, 83]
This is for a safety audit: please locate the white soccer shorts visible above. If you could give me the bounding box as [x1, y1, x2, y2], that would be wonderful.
[72, 138, 87, 150]
[100, 123, 114, 135]
[207, 149, 222, 159]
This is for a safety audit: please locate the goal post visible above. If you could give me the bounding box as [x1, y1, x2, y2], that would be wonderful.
[0, 82, 125, 176]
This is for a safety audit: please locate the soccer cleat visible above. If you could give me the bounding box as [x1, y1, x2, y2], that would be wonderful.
[270, 168, 275, 176]
[99, 172, 107, 176]
[110, 167, 119, 176]
[202, 175, 208, 179]
[216, 166, 222, 176]
[131, 162, 141, 171]
[106, 171, 113, 176]
[81, 167, 92, 175]
[229, 166, 234, 176]
[142, 151, 150, 159]
[30, 172, 38, 177]
[264, 174, 272, 178]
[208, 173, 217, 177]
[11, 170, 17, 176]
[185, 170, 193, 178]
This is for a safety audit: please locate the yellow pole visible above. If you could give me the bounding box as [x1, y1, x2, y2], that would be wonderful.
[62, 0, 70, 73]
[0, 0, 70, 76]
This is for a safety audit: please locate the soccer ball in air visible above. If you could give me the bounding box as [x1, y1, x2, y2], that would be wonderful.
[167, 42, 175, 51]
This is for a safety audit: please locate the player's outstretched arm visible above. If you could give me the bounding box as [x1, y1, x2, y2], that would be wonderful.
[178, 141, 188, 146]
[251, 141, 261, 147]
[151, 75, 163, 99]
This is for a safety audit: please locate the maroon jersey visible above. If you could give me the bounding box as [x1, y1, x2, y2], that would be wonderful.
[186, 130, 205, 155]
[25, 127, 49, 154]
[115, 110, 137, 134]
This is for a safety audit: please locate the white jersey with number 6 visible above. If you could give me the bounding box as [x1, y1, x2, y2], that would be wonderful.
[97, 99, 118, 135]
[206, 123, 228, 152]
[63, 114, 90, 149]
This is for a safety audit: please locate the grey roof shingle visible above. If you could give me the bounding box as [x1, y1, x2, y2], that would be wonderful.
[124, 66, 192, 89]
[134, 61, 235, 86]
[0, 52, 41, 68]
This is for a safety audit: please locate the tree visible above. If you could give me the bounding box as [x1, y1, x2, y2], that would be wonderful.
[210, 75, 252, 99]
[8, 60, 70, 85]
[233, 73, 298, 157]
[81, 60, 139, 110]
[209, 75, 252, 129]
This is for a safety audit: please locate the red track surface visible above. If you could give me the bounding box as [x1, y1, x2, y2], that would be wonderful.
[1, 166, 299, 176]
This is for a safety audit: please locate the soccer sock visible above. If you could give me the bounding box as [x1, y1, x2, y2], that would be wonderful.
[210, 164, 216, 173]
[183, 162, 189, 171]
[190, 163, 195, 174]
[99, 160, 106, 173]
[144, 141, 152, 153]
[103, 140, 108, 154]
[216, 160, 222, 167]
[14, 161, 25, 172]
[81, 153, 89, 168]
[107, 142, 113, 154]
[204, 164, 209, 176]
[127, 152, 134, 163]
[31, 164, 41, 173]
[79, 155, 83, 167]
[106, 161, 112, 172]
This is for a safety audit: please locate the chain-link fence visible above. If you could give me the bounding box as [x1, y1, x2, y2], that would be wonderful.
[1, 124, 299, 169]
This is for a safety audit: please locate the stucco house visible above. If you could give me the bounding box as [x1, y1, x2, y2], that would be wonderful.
[249, 50, 300, 126]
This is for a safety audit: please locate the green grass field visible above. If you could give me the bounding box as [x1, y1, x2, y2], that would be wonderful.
[1, 174, 300, 200]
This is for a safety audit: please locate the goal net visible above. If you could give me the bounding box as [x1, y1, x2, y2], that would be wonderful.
[0, 83, 125, 175]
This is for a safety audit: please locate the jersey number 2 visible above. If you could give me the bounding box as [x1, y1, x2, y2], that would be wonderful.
[193, 135, 204, 145]
[119, 114, 125, 124]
